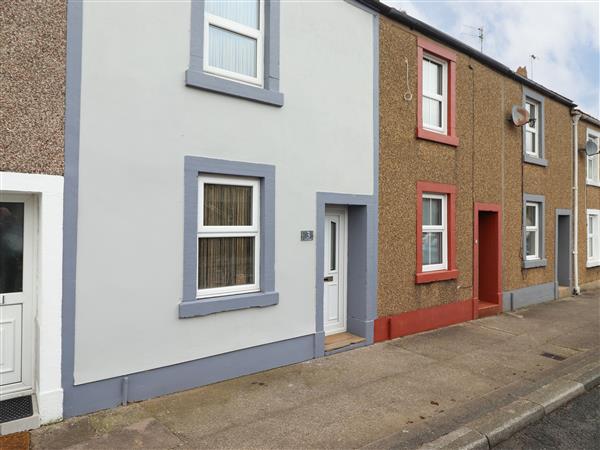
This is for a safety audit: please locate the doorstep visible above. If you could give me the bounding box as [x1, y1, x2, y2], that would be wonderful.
[324, 332, 365, 352]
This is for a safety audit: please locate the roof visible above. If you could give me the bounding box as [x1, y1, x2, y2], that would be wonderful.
[575, 109, 600, 127]
[356, 0, 577, 108]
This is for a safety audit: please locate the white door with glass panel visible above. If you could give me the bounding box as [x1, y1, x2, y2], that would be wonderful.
[0, 194, 35, 399]
[323, 208, 347, 335]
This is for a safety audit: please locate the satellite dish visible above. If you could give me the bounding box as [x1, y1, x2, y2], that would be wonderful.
[585, 139, 599, 157]
[511, 105, 530, 127]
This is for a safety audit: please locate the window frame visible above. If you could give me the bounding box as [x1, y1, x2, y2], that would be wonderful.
[522, 194, 547, 268]
[186, 0, 284, 107]
[197, 174, 261, 299]
[415, 181, 458, 283]
[180, 157, 278, 318]
[586, 128, 600, 187]
[587, 209, 600, 267]
[203, 2, 265, 87]
[522, 89, 547, 166]
[525, 202, 540, 260]
[421, 193, 448, 272]
[416, 37, 459, 147]
[421, 54, 448, 134]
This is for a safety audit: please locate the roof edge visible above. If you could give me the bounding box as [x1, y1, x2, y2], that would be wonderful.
[356, 0, 577, 108]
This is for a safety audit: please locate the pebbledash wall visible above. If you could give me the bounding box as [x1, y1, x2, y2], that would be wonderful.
[0, 0, 66, 424]
[62, 0, 378, 417]
[577, 113, 600, 288]
[375, 13, 576, 341]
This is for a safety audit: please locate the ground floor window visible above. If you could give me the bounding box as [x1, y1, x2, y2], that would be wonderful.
[588, 209, 600, 267]
[197, 175, 260, 298]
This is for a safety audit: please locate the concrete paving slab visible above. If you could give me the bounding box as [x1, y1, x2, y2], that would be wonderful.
[562, 361, 600, 389]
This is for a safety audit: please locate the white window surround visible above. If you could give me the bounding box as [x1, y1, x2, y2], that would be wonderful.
[203, 2, 265, 87]
[525, 202, 540, 260]
[197, 174, 260, 299]
[587, 209, 600, 267]
[586, 128, 600, 187]
[422, 193, 448, 272]
[525, 100, 540, 158]
[422, 53, 448, 135]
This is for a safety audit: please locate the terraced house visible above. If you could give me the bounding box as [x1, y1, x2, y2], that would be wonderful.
[0, 0, 598, 433]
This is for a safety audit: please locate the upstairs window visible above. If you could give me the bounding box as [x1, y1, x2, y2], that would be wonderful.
[586, 129, 600, 186]
[525, 100, 540, 157]
[204, 0, 264, 86]
[416, 38, 458, 147]
[422, 55, 448, 134]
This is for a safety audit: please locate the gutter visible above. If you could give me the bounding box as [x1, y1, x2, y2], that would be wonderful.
[356, 0, 576, 108]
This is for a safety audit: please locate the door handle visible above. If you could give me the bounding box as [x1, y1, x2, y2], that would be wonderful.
[324, 276, 333, 282]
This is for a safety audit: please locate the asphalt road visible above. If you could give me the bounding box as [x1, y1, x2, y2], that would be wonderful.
[496, 386, 600, 449]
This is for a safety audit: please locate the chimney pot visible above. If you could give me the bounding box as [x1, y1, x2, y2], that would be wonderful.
[516, 66, 528, 78]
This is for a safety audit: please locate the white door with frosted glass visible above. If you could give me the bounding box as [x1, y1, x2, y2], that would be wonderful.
[323, 208, 347, 335]
[0, 193, 35, 399]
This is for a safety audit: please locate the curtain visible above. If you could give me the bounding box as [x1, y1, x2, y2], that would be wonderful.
[205, 0, 259, 29]
[204, 183, 252, 226]
[208, 26, 257, 78]
[198, 237, 255, 289]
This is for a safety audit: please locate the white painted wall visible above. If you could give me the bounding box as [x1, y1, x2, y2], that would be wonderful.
[0, 172, 64, 424]
[75, 0, 375, 383]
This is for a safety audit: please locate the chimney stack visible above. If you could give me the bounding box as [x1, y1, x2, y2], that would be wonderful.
[516, 66, 528, 78]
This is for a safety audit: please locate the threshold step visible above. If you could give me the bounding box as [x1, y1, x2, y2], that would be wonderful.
[324, 332, 365, 352]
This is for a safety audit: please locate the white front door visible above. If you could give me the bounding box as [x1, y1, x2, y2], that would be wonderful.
[323, 207, 347, 335]
[0, 193, 35, 400]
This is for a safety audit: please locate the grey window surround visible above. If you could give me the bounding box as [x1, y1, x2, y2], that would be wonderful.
[523, 193, 547, 269]
[180, 156, 278, 318]
[186, 0, 284, 107]
[522, 88, 547, 167]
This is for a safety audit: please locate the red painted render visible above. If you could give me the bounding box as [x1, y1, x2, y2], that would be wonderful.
[416, 37, 459, 147]
[415, 181, 458, 284]
[373, 299, 473, 342]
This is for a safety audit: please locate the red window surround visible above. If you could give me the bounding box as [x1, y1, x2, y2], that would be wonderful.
[416, 37, 459, 147]
[416, 181, 458, 284]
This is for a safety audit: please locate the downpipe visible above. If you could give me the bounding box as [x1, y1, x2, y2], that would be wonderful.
[572, 111, 581, 295]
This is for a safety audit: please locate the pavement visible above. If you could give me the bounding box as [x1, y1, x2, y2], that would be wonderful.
[31, 288, 599, 449]
[495, 386, 600, 450]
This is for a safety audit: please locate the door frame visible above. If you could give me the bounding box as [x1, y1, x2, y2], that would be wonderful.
[473, 202, 502, 319]
[554, 209, 572, 299]
[323, 206, 348, 336]
[0, 193, 37, 401]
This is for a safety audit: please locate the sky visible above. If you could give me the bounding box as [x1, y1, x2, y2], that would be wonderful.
[383, 0, 600, 117]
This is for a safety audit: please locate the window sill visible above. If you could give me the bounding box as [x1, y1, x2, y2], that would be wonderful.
[586, 260, 600, 268]
[522, 258, 547, 269]
[523, 154, 548, 167]
[586, 180, 600, 188]
[416, 268, 459, 284]
[186, 69, 284, 107]
[416, 127, 459, 147]
[179, 291, 279, 318]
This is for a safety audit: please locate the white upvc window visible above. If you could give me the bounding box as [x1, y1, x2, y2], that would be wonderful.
[586, 129, 600, 186]
[587, 209, 600, 267]
[525, 202, 540, 260]
[197, 174, 260, 298]
[204, 0, 264, 86]
[422, 193, 448, 272]
[525, 100, 540, 157]
[422, 53, 448, 134]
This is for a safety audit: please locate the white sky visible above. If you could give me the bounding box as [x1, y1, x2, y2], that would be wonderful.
[383, 0, 600, 116]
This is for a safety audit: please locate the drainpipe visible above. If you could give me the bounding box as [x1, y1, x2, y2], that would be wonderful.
[572, 111, 581, 295]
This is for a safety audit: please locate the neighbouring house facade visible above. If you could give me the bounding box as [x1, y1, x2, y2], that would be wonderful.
[372, 5, 588, 342]
[60, 0, 378, 418]
[577, 112, 600, 289]
[0, 0, 66, 431]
